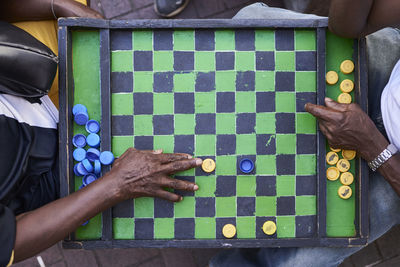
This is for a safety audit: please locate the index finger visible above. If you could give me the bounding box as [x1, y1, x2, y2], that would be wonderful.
[156, 153, 193, 164]
[305, 103, 337, 121]
[159, 158, 203, 174]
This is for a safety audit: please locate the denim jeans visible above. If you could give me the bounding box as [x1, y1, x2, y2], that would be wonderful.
[210, 3, 400, 267]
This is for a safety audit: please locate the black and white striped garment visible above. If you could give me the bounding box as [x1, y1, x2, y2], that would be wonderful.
[0, 94, 59, 266]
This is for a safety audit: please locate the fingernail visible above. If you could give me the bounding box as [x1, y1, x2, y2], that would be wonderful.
[195, 158, 203, 165]
[180, 196, 183, 201]
[325, 97, 332, 102]
[187, 155, 193, 159]
[193, 184, 199, 191]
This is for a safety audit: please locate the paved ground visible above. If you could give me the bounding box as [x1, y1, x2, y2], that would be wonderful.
[12, 0, 400, 266]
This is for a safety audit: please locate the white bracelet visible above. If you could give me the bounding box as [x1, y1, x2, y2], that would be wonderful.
[368, 144, 398, 172]
[51, 0, 57, 20]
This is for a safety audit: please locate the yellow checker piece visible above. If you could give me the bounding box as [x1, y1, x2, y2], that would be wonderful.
[337, 159, 351, 172]
[340, 172, 354, 186]
[327, 167, 340, 181]
[342, 149, 356, 160]
[222, 224, 236, 239]
[326, 151, 339, 165]
[340, 60, 355, 74]
[202, 158, 216, 173]
[263, 221, 277, 235]
[338, 93, 352, 104]
[330, 146, 341, 153]
[326, 71, 339, 85]
[338, 185, 352, 199]
[340, 79, 354, 93]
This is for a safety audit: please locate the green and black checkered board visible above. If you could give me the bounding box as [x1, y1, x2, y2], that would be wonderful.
[109, 28, 319, 240]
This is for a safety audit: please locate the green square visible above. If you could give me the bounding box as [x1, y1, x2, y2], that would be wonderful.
[276, 92, 296, 113]
[275, 51, 295, 71]
[174, 114, 195, 135]
[236, 176, 256, 197]
[113, 218, 134, 239]
[112, 136, 133, 157]
[175, 196, 195, 218]
[296, 113, 317, 134]
[216, 156, 236, 175]
[236, 52, 255, 71]
[111, 51, 133, 72]
[277, 216, 295, 238]
[236, 134, 256, 155]
[174, 72, 196, 92]
[255, 30, 275, 51]
[255, 71, 274, 92]
[196, 135, 216, 156]
[256, 113, 276, 134]
[296, 72, 316, 92]
[134, 197, 154, 217]
[256, 155, 276, 175]
[195, 176, 216, 197]
[216, 113, 236, 134]
[296, 155, 316, 175]
[296, 196, 317, 215]
[154, 218, 174, 239]
[215, 30, 235, 50]
[154, 135, 174, 153]
[133, 72, 153, 92]
[276, 175, 295, 196]
[75, 214, 102, 240]
[153, 51, 174, 71]
[112, 93, 133, 115]
[216, 197, 237, 217]
[236, 92, 256, 113]
[195, 218, 216, 239]
[195, 92, 216, 113]
[153, 93, 174, 114]
[295, 30, 316, 51]
[215, 71, 236, 92]
[195, 52, 215, 71]
[133, 30, 153, 50]
[276, 134, 296, 154]
[256, 196, 276, 216]
[236, 217, 256, 238]
[175, 167, 195, 177]
[134, 115, 153, 136]
[174, 30, 195, 50]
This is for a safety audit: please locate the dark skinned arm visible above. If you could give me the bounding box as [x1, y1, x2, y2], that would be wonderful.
[13, 149, 202, 262]
[306, 98, 400, 196]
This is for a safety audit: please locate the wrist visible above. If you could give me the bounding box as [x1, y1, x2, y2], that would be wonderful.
[359, 131, 389, 162]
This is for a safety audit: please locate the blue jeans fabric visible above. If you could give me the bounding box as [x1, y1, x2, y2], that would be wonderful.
[210, 3, 400, 267]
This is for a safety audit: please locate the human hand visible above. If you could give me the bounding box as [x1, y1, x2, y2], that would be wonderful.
[54, 0, 104, 19]
[107, 148, 202, 202]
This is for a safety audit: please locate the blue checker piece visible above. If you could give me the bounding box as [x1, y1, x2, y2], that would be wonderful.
[73, 148, 86, 162]
[83, 173, 97, 186]
[74, 111, 89, 126]
[87, 148, 100, 162]
[72, 104, 87, 115]
[240, 159, 254, 174]
[72, 134, 86, 148]
[87, 133, 100, 148]
[100, 151, 114, 165]
[82, 159, 94, 173]
[74, 162, 89, 176]
[86, 120, 100, 134]
[94, 160, 101, 175]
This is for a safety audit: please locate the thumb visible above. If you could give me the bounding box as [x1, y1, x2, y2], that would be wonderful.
[325, 97, 347, 112]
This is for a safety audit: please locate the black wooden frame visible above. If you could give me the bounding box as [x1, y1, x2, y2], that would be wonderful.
[58, 18, 369, 249]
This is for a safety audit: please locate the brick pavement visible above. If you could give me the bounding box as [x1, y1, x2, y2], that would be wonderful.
[12, 0, 400, 266]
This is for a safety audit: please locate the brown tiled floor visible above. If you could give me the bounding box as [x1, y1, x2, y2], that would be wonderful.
[12, 0, 400, 266]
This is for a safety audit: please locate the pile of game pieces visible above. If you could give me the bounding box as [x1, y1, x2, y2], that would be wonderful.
[326, 59, 355, 104]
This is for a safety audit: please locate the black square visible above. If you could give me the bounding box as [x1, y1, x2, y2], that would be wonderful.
[195, 29, 215, 51]
[256, 92, 275, 112]
[134, 93, 153, 115]
[154, 72, 174, 93]
[174, 176, 195, 197]
[276, 113, 295, 134]
[175, 218, 195, 239]
[297, 134, 316, 154]
[134, 51, 153, 71]
[296, 92, 316, 112]
[237, 155, 256, 175]
[276, 72, 295, 91]
[153, 115, 174, 135]
[111, 72, 133, 93]
[235, 29, 255, 51]
[111, 30, 132, 50]
[195, 72, 215, 92]
[216, 218, 236, 239]
[256, 51, 275, 71]
[135, 218, 153, 239]
[112, 199, 133, 218]
[112, 115, 133, 136]
[275, 29, 294, 51]
[296, 51, 317, 71]
[174, 135, 194, 155]
[256, 217, 276, 239]
[236, 113, 256, 134]
[174, 51, 194, 71]
[296, 175, 317, 195]
[256, 134, 276, 155]
[174, 93, 194, 114]
[195, 113, 216, 134]
[296, 215, 317, 238]
[154, 30, 173, 50]
[256, 176, 276, 196]
[217, 135, 236, 155]
[277, 196, 295, 215]
[195, 156, 216, 176]
[236, 71, 255, 91]
[216, 92, 235, 113]
[276, 154, 295, 175]
[154, 198, 174, 218]
[216, 52, 235, 70]
[195, 197, 215, 217]
[215, 176, 236, 197]
[134, 136, 153, 150]
[237, 197, 255, 216]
